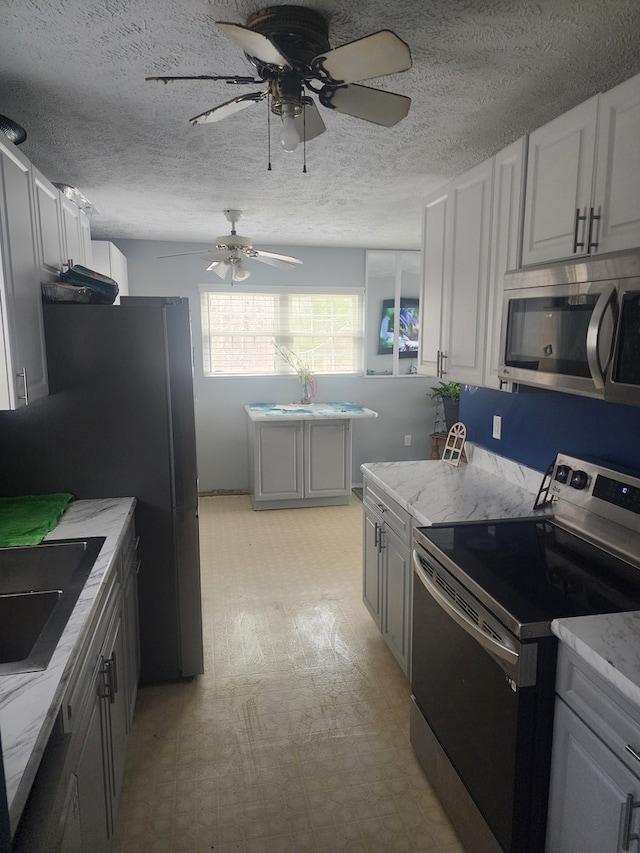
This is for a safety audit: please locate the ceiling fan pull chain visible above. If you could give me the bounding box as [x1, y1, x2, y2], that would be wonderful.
[303, 105, 307, 173]
[267, 92, 272, 171]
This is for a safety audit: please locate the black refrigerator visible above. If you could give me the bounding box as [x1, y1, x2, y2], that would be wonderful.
[0, 297, 204, 683]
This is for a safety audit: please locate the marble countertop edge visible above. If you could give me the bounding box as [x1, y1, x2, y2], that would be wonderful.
[0, 497, 136, 834]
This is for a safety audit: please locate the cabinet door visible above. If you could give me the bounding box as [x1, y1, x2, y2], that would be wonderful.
[78, 213, 92, 268]
[418, 189, 448, 376]
[381, 526, 411, 675]
[594, 73, 640, 255]
[546, 698, 640, 853]
[60, 196, 84, 267]
[75, 692, 110, 853]
[304, 419, 351, 497]
[255, 421, 303, 500]
[32, 167, 64, 276]
[0, 136, 48, 409]
[484, 138, 526, 388]
[441, 158, 494, 385]
[522, 97, 598, 265]
[124, 565, 140, 728]
[362, 507, 382, 628]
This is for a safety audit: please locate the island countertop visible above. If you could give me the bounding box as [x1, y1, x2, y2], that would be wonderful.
[0, 497, 136, 835]
[245, 402, 378, 421]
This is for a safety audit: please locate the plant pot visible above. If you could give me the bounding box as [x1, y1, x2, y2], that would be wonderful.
[443, 399, 460, 431]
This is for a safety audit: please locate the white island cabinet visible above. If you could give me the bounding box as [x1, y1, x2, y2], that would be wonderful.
[245, 403, 377, 510]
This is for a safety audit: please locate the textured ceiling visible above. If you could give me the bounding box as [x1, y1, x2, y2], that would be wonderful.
[2, 0, 640, 250]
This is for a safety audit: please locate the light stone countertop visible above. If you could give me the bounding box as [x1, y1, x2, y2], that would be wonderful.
[360, 453, 549, 527]
[0, 497, 136, 835]
[245, 402, 378, 421]
[552, 613, 640, 708]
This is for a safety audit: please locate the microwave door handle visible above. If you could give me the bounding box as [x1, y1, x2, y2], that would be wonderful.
[586, 283, 617, 390]
[412, 550, 519, 667]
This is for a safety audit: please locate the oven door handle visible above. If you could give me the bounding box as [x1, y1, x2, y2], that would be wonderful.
[412, 550, 519, 667]
[586, 282, 617, 390]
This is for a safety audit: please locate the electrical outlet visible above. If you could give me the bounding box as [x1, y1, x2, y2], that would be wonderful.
[492, 415, 502, 440]
[404, 434, 412, 446]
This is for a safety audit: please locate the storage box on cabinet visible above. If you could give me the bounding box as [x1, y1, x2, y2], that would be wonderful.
[362, 477, 413, 676]
[546, 645, 640, 853]
[523, 72, 640, 265]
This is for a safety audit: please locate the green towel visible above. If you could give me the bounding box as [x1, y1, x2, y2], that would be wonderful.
[0, 493, 74, 547]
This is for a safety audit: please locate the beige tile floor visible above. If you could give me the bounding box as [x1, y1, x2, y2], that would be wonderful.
[114, 495, 465, 853]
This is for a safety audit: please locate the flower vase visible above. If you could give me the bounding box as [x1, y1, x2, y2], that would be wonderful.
[300, 376, 316, 404]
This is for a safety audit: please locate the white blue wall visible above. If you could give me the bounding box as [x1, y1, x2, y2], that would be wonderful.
[116, 240, 438, 492]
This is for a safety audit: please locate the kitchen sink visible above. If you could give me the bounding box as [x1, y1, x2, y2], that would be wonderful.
[0, 537, 105, 675]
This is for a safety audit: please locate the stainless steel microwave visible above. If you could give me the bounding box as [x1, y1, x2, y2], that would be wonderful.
[499, 249, 640, 406]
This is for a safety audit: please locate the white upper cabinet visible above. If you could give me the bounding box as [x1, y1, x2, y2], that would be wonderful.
[418, 157, 494, 385]
[0, 137, 48, 408]
[522, 96, 598, 265]
[32, 167, 64, 277]
[91, 240, 128, 302]
[522, 71, 640, 265]
[61, 195, 92, 268]
[593, 73, 640, 254]
[484, 138, 526, 388]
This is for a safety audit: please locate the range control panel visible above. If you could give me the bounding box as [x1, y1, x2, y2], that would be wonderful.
[550, 453, 640, 529]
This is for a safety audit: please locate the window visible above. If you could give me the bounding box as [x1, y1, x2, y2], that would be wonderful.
[200, 286, 364, 376]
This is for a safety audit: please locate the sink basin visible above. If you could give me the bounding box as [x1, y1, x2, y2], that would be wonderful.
[0, 537, 105, 675]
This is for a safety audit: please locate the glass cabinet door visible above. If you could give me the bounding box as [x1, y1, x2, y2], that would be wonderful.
[365, 250, 421, 377]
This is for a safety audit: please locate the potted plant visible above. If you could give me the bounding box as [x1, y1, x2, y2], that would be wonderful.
[428, 381, 461, 431]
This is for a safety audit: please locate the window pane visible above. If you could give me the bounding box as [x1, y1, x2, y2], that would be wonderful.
[200, 289, 363, 376]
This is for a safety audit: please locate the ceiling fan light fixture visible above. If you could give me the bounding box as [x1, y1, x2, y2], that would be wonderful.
[232, 260, 251, 281]
[211, 261, 230, 279]
[280, 102, 300, 151]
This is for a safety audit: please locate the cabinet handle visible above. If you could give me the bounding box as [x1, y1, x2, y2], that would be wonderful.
[374, 522, 380, 549]
[440, 351, 448, 377]
[626, 745, 640, 764]
[100, 652, 118, 703]
[17, 368, 29, 404]
[621, 793, 640, 850]
[436, 350, 441, 378]
[379, 526, 386, 552]
[587, 206, 601, 251]
[573, 208, 587, 253]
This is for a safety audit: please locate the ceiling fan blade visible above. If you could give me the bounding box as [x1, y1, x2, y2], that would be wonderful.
[294, 99, 326, 143]
[313, 30, 411, 85]
[324, 84, 411, 126]
[157, 251, 205, 259]
[252, 250, 303, 270]
[190, 91, 266, 124]
[201, 249, 232, 262]
[216, 22, 291, 69]
[146, 75, 261, 84]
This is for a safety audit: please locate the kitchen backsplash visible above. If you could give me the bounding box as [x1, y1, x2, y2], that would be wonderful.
[460, 386, 640, 474]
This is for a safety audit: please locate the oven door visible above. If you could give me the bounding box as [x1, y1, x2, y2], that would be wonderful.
[410, 546, 556, 853]
[498, 280, 617, 398]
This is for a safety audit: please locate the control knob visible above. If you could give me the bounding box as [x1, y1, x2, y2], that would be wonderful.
[569, 469, 588, 490]
[555, 465, 571, 484]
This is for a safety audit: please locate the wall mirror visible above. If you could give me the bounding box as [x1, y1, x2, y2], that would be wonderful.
[365, 250, 421, 377]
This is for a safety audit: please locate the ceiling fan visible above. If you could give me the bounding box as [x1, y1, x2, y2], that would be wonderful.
[146, 4, 412, 153]
[157, 209, 303, 281]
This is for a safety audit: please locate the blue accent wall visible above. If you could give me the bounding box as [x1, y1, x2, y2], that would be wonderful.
[459, 386, 640, 474]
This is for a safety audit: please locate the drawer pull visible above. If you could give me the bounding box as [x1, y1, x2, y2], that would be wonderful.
[573, 207, 587, 252]
[626, 745, 640, 764]
[621, 793, 640, 850]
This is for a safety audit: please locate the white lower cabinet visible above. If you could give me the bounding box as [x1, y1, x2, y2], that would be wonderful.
[546, 645, 640, 853]
[248, 418, 352, 509]
[13, 524, 139, 852]
[362, 477, 412, 676]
